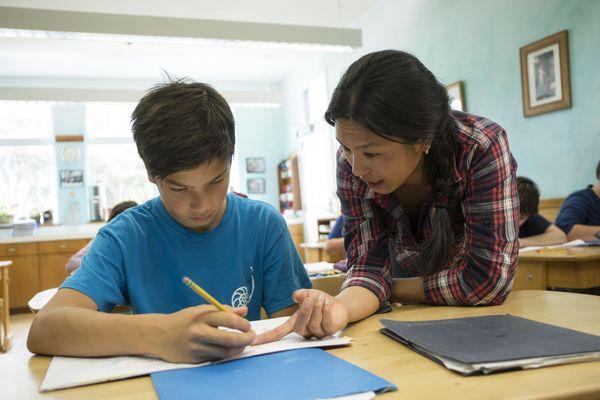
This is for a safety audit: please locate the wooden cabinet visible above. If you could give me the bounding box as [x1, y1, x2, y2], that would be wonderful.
[6, 255, 39, 311]
[286, 223, 305, 262]
[513, 261, 547, 290]
[0, 239, 89, 312]
[278, 155, 302, 213]
[38, 254, 74, 290]
[317, 216, 338, 241]
[38, 239, 89, 290]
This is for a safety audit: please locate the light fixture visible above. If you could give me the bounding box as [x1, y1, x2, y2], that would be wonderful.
[0, 7, 361, 53]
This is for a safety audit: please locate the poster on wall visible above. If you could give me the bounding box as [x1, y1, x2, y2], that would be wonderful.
[60, 169, 84, 188]
[519, 30, 571, 117]
[247, 178, 265, 194]
[446, 81, 466, 112]
[246, 157, 265, 173]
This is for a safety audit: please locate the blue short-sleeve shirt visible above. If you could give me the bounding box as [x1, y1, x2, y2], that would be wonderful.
[62, 193, 311, 320]
[555, 186, 600, 234]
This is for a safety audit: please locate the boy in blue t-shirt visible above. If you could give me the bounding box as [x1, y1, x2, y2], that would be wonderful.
[28, 81, 311, 364]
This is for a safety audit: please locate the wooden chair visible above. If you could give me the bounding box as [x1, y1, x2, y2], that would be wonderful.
[0, 260, 13, 352]
[539, 198, 564, 223]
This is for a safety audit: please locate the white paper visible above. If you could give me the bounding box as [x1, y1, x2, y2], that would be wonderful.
[40, 316, 351, 392]
[304, 261, 335, 275]
[520, 239, 586, 253]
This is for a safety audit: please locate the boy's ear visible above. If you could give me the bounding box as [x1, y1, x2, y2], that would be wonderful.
[147, 173, 156, 184]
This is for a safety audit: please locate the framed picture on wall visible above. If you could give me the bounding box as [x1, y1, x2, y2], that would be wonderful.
[446, 81, 466, 112]
[246, 157, 265, 173]
[247, 178, 265, 194]
[520, 30, 571, 117]
[60, 169, 84, 188]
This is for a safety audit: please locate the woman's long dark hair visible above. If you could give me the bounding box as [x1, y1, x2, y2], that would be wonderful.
[325, 50, 455, 276]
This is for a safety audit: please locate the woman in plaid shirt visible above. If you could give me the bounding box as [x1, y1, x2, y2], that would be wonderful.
[256, 50, 519, 344]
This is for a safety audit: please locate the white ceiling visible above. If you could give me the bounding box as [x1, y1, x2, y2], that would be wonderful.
[0, 0, 376, 84]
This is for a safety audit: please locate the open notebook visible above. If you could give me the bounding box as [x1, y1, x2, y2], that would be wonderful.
[40, 316, 351, 392]
[380, 315, 600, 376]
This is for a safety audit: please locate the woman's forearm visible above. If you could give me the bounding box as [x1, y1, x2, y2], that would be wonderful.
[335, 286, 380, 322]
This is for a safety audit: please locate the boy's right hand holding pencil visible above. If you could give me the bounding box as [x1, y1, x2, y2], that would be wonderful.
[141, 276, 255, 364]
[144, 303, 255, 364]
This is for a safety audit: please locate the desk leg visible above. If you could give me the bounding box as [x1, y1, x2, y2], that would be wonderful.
[1, 268, 12, 352]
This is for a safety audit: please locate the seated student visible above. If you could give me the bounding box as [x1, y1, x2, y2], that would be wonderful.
[517, 177, 566, 248]
[555, 160, 600, 241]
[65, 201, 138, 274]
[28, 81, 311, 364]
[324, 215, 345, 256]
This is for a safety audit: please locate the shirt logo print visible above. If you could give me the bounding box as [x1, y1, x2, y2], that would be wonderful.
[231, 266, 255, 308]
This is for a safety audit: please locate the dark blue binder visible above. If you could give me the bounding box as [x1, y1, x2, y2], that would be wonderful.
[151, 348, 396, 400]
[380, 314, 600, 375]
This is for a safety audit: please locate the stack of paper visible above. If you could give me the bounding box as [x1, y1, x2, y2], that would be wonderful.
[304, 261, 336, 276]
[380, 315, 600, 375]
[520, 239, 586, 253]
[40, 316, 351, 392]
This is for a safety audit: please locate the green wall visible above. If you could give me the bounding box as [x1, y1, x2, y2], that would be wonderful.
[284, 0, 600, 198]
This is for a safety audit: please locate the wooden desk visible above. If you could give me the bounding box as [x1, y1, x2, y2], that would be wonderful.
[2, 291, 599, 399]
[515, 247, 600, 290]
[310, 274, 345, 296]
[301, 242, 344, 263]
[0, 260, 12, 352]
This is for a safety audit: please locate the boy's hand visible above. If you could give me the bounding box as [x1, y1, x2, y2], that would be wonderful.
[252, 289, 350, 345]
[146, 305, 255, 364]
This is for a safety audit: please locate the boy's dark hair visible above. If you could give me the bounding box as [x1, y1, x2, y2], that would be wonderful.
[132, 80, 235, 179]
[596, 160, 600, 180]
[517, 176, 540, 216]
[108, 201, 138, 222]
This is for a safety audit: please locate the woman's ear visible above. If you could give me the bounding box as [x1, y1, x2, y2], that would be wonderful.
[416, 142, 432, 155]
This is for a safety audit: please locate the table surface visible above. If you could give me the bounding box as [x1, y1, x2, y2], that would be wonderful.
[0, 223, 103, 245]
[2, 290, 600, 400]
[519, 246, 600, 261]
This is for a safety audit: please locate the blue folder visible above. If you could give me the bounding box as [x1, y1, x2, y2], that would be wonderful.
[151, 348, 396, 400]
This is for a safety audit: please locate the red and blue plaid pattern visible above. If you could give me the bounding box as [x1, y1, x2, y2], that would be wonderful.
[338, 112, 519, 307]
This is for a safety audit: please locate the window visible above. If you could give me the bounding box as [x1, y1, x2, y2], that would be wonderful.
[0, 101, 56, 219]
[0, 100, 52, 139]
[87, 143, 155, 206]
[86, 102, 136, 139]
[86, 102, 155, 207]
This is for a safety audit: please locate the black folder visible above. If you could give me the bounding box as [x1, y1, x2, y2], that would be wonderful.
[380, 315, 600, 375]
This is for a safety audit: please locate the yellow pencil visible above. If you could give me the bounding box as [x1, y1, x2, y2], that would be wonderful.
[182, 276, 230, 313]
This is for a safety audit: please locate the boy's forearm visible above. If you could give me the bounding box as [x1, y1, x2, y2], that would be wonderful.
[519, 231, 566, 248]
[567, 225, 600, 241]
[28, 307, 160, 358]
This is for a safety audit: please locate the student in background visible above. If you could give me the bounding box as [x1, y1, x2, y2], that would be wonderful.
[517, 177, 566, 248]
[324, 215, 345, 257]
[257, 50, 519, 343]
[555, 160, 600, 241]
[28, 81, 311, 364]
[65, 201, 138, 274]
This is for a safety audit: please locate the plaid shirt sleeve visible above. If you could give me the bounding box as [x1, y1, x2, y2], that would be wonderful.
[423, 129, 519, 306]
[337, 148, 393, 305]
